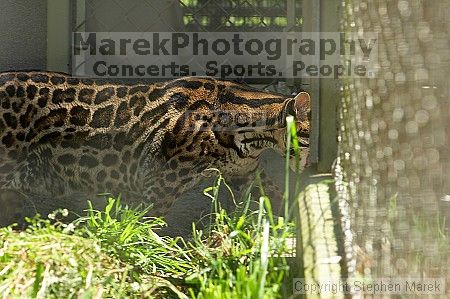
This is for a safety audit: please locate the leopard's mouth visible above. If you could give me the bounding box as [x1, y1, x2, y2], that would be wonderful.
[280, 127, 310, 172]
[283, 131, 309, 155]
[288, 144, 309, 157]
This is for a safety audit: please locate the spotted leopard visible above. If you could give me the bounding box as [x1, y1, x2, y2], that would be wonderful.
[0, 71, 310, 222]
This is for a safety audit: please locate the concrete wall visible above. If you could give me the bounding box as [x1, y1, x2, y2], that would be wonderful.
[0, 0, 47, 72]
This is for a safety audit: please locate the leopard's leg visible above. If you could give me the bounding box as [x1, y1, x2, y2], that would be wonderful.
[226, 168, 285, 215]
[258, 170, 285, 215]
[0, 154, 33, 226]
[142, 158, 212, 216]
[0, 150, 94, 222]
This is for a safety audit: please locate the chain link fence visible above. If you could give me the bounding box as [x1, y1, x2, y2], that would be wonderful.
[77, 0, 302, 33]
[179, 0, 302, 32]
[338, 0, 450, 288]
[74, 0, 304, 84]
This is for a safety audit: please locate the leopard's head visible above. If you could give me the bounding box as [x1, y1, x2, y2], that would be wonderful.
[275, 91, 311, 171]
[211, 88, 311, 172]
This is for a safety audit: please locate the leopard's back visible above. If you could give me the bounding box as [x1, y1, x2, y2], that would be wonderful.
[0, 72, 157, 154]
[0, 72, 222, 196]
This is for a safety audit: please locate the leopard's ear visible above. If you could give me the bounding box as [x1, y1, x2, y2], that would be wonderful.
[293, 92, 311, 121]
[281, 92, 311, 127]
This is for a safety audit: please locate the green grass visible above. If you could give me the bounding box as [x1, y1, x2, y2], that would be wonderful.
[185, 171, 295, 299]
[0, 204, 191, 298]
[0, 118, 303, 298]
[0, 190, 295, 298]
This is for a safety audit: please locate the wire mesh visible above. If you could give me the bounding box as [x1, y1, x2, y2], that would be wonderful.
[337, 0, 450, 287]
[79, 0, 302, 33]
[75, 0, 304, 88]
[179, 0, 302, 32]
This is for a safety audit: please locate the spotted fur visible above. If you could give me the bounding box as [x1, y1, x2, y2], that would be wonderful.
[0, 71, 310, 217]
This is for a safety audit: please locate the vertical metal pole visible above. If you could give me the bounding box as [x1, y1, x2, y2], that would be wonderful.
[317, 0, 340, 172]
[74, 0, 86, 32]
[301, 0, 320, 165]
[47, 0, 71, 72]
[71, 0, 86, 75]
[285, 0, 296, 88]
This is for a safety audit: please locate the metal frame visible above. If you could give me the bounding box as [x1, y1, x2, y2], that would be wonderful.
[301, 0, 340, 171]
[301, 0, 321, 166]
[317, 0, 340, 172]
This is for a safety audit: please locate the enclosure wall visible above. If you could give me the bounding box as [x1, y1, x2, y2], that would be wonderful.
[0, 0, 47, 71]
